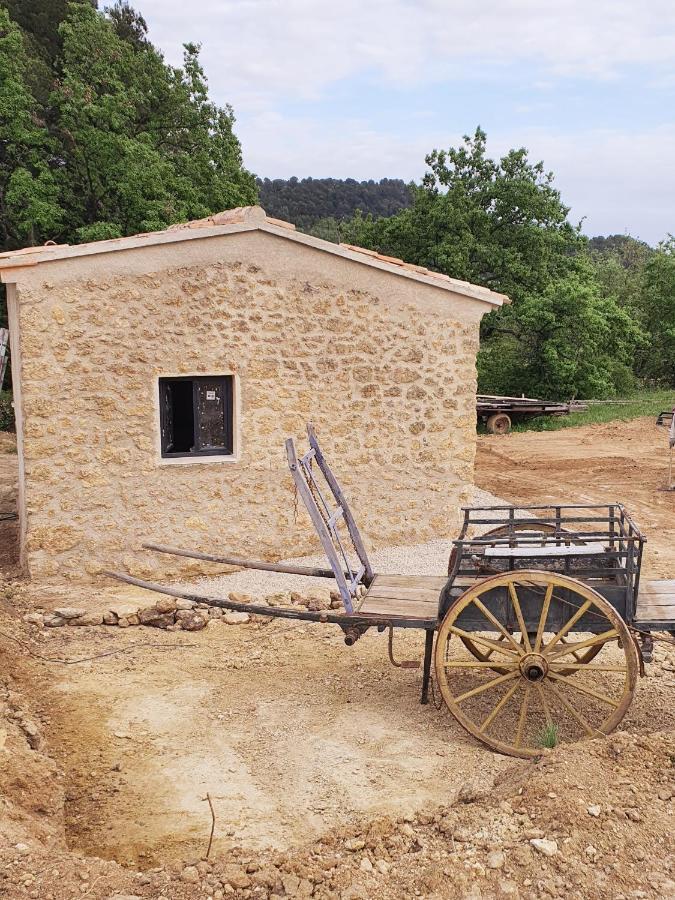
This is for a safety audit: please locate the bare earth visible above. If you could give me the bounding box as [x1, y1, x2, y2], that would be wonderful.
[476, 417, 675, 579]
[0, 417, 674, 898]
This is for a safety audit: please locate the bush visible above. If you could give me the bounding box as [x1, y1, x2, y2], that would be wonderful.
[0, 391, 15, 431]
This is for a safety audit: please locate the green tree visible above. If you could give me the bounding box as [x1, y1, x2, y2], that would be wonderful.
[635, 238, 675, 384]
[0, 8, 63, 249]
[344, 128, 642, 398]
[52, 2, 255, 242]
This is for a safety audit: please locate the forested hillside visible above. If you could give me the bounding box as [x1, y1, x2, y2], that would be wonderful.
[257, 177, 412, 235]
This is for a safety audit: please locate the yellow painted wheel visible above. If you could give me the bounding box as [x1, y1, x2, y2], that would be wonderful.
[434, 570, 639, 758]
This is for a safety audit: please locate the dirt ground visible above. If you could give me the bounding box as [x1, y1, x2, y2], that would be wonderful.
[1, 417, 675, 899]
[476, 417, 675, 579]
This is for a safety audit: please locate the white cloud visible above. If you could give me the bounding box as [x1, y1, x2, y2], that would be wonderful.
[126, 1, 675, 240]
[138, 0, 675, 110]
[241, 114, 675, 243]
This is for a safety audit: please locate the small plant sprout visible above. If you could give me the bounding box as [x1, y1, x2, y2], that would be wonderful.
[538, 723, 560, 749]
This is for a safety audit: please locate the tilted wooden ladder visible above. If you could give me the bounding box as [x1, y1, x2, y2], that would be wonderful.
[286, 424, 373, 614]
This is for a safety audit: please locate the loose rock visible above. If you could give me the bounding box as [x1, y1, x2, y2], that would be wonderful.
[224, 611, 250, 625]
[53, 607, 86, 620]
[530, 838, 558, 857]
[175, 610, 208, 631]
[180, 865, 200, 884]
[487, 850, 506, 869]
[70, 613, 104, 626]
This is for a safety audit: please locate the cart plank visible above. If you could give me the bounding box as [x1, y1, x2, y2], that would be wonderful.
[359, 574, 443, 620]
[635, 580, 675, 624]
[484, 542, 607, 559]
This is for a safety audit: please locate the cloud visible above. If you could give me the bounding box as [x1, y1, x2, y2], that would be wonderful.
[241, 114, 675, 243]
[138, 0, 675, 110]
[129, 1, 675, 239]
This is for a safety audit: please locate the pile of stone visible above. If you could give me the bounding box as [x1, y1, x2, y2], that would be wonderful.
[23, 586, 344, 632]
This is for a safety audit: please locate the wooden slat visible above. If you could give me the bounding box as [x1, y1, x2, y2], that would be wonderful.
[367, 584, 443, 601]
[640, 580, 675, 596]
[635, 580, 675, 624]
[359, 574, 443, 620]
[359, 596, 439, 618]
[484, 542, 607, 559]
[368, 574, 447, 589]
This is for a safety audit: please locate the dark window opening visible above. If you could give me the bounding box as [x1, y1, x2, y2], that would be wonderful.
[159, 376, 233, 459]
[169, 379, 194, 452]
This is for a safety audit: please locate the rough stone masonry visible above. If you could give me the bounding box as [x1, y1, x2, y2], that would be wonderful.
[0, 207, 506, 583]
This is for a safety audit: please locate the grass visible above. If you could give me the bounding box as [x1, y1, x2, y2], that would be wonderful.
[537, 722, 560, 749]
[510, 389, 674, 433]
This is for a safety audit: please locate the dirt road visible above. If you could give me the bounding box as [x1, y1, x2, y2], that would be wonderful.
[476, 417, 675, 579]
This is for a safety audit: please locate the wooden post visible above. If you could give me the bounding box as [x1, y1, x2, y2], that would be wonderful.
[0, 328, 8, 393]
[420, 630, 434, 705]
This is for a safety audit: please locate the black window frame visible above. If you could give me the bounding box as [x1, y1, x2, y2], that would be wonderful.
[159, 375, 234, 459]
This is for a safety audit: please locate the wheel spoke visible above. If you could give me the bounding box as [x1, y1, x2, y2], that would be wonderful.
[546, 671, 620, 707]
[560, 635, 583, 663]
[546, 682, 599, 736]
[547, 629, 618, 662]
[535, 683, 553, 726]
[545, 598, 593, 652]
[480, 680, 521, 732]
[508, 583, 532, 651]
[444, 659, 519, 669]
[548, 662, 628, 672]
[515, 684, 531, 748]
[534, 584, 553, 653]
[471, 597, 524, 654]
[448, 625, 521, 658]
[455, 670, 520, 704]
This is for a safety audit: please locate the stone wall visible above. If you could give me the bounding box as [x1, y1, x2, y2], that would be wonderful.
[11, 233, 482, 583]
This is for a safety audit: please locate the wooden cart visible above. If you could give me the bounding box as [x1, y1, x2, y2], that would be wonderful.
[108, 426, 673, 759]
[477, 394, 584, 434]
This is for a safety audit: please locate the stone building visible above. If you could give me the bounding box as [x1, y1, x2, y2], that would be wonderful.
[0, 206, 507, 583]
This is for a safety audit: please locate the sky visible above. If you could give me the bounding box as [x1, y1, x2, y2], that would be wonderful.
[132, 0, 675, 244]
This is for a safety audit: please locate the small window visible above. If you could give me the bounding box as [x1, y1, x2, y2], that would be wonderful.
[159, 376, 233, 458]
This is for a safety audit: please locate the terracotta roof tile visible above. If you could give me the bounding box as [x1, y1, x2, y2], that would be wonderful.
[0, 205, 508, 306]
[265, 216, 296, 230]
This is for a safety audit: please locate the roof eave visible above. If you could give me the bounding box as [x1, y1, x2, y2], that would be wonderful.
[0, 220, 509, 307]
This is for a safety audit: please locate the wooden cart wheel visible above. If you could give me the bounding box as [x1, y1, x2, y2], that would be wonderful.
[486, 413, 511, 434]
[448, 524, 600, 673]
[434, 570, 638, 758]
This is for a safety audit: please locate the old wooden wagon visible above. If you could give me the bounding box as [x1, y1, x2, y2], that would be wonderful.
[108, 425, 675, 758]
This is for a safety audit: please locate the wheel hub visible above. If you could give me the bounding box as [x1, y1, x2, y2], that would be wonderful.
[519, 653, 549, 682]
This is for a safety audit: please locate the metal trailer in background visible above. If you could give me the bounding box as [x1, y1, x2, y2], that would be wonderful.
[477, 394, 585, 434]
[108, 424, 674, 759]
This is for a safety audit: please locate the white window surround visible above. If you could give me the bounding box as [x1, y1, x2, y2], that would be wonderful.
[153, 372, 241, 466]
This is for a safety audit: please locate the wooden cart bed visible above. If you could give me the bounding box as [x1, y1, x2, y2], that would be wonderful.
[358, 574, 446, 621]
[635, 580, 675, 628]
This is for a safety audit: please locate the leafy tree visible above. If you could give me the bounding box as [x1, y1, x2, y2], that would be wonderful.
[0, 8, 63, 249]
[107, 0, 148, 49]
[52, 2, 255, 241]
[343, 128, 644, 398]
[634, 238, 675, 384]
[588, 234, 652, 314]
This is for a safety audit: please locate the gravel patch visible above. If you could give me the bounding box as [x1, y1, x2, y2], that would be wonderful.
[182, 486, 512, 600]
